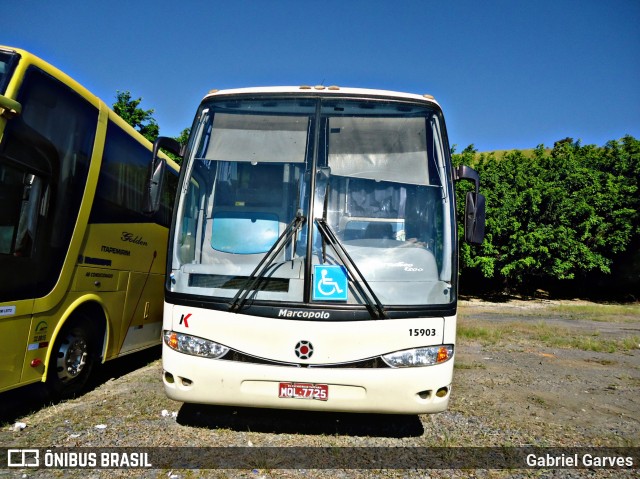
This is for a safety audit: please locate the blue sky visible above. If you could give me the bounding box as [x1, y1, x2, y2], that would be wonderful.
[4, 0, 639, 152]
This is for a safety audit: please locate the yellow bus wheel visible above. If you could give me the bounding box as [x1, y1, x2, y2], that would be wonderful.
[47, 322, 97, 399]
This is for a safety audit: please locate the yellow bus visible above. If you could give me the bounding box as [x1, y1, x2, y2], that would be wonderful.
[0, 46, 179, 397]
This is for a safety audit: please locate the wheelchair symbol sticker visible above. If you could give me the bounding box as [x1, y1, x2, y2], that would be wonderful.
[313, 265, 348, 301]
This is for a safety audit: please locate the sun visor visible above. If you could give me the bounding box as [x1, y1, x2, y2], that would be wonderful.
[205, 113, 308, 163]
[327, 117, 429, 185]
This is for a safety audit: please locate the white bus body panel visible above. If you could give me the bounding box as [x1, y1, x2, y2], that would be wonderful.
[162, 304, 456, 414]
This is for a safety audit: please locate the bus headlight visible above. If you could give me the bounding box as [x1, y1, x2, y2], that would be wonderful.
[163, 330, 229, 359]
[381, 345, 453, 368]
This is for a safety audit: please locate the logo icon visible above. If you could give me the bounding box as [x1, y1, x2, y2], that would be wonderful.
[179, 313, 191, 328]
[8, 449, 39, 467]
[313, 265, 348, 301]
[295, 340, 314, 359]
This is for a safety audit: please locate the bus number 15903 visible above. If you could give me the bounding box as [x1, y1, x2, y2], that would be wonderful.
[409, 328, 436, 337]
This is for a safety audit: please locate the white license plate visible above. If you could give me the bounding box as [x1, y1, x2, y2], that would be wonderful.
[278, 382, 328, 401]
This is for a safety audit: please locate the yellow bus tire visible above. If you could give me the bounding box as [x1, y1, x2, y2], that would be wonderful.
[46, 319, 99, 399]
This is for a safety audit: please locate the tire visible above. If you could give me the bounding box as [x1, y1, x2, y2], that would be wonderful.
[47, 321, 97, 399]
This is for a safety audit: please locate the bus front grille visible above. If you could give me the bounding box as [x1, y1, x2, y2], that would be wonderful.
[188, 274, 290, 292]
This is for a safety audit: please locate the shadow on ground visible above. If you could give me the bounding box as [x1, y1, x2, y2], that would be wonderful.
[0, 345, 161, 425]
[177, 403, 424, 438]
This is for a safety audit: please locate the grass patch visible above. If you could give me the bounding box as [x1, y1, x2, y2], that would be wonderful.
[460, 302, 640, 322]
[458, 319, 640, 353]
[475, 148, 546, 160]
[457, 323, 505, 344]
[584, 358, 617, 366]
[546, 303, 640, 322]
[528, 395, 547, 406]
[455, 361, 487, 370]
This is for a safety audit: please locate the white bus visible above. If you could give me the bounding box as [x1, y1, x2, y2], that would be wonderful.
[150, 86, 485, 414]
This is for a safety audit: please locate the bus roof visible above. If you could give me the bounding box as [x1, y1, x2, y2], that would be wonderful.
[202, 86, 441, 108]
[0, 45, 178, 171]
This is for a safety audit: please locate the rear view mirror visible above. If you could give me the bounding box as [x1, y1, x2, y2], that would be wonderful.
[464, 191, 486, 245]
[454, 165, 486, 245]
[153, 136, 183, 158]
[143, 137, 181, 214]
[143, 155, 165, 215]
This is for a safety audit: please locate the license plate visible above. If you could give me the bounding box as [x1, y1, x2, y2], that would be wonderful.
[278, 382, 328, 401]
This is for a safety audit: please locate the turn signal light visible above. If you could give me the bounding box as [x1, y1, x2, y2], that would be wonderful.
[436, 346, 450, 363]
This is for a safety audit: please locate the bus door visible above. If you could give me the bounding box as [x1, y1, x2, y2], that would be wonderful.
[0, 159, 47, 390]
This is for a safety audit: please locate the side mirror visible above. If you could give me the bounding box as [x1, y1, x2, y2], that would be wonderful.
[143, 155, 165, 215]
[144, 137, 181, 214]
[0, 94, 22, 119]
[464, 191, 486, 245]
[153, 136, 183, 158]
[454, 165, 486, 245]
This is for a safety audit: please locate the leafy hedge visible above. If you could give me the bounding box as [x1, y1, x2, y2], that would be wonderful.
[452, 136, 639, 300]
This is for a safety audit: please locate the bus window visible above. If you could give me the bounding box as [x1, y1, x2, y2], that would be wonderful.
[0, 163, 33, 255]
[0, 66, 96, 301]
[14, 172, 44, 257]
[0, 50, 18, 94]
[91, 120, 150, 223]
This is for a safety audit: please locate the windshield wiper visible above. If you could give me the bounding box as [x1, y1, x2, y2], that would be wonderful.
[315, 218, 387, 320]
[229, 211, 306, 313]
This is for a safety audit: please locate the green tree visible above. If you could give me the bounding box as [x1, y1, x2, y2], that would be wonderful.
[589, 135, 640, 296]
[175, 127, 190, 146]
[162, 127, 190, 166]
[453, 136, 639, 297]
[112, 90, 159, 143]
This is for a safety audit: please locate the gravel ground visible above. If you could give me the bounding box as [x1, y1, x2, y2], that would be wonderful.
[1, 300, 638, 478]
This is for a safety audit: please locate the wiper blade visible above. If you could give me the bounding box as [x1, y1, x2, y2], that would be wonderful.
[315, 218, 387, 320]
[229, 211, 306, 313]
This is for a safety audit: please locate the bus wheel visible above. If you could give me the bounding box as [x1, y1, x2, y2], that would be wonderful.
[47, 323, 96, 399]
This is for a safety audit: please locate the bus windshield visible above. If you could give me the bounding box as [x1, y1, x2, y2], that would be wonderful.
[171, 96, 455, 311]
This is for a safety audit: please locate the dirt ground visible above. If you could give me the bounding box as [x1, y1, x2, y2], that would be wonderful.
[454, 299, 640, 446]
[0, 299, 638, 477]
